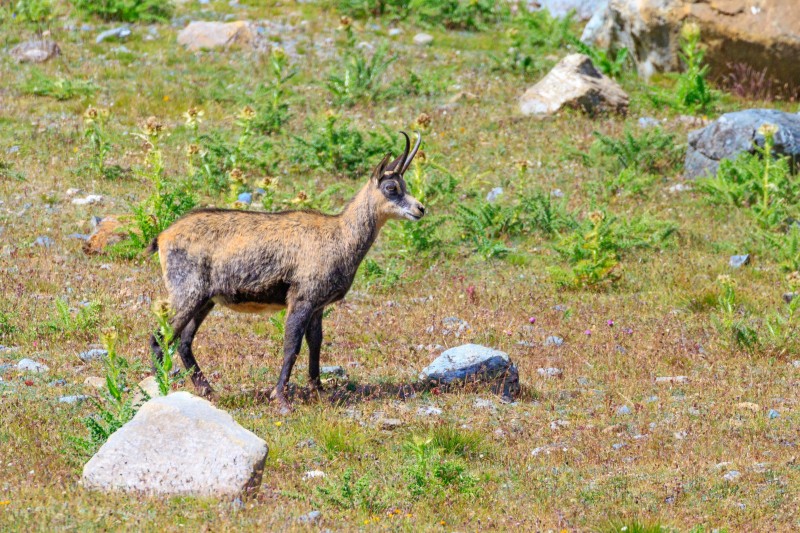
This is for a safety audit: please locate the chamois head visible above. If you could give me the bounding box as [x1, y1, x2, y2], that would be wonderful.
[370, 131, 426, 222]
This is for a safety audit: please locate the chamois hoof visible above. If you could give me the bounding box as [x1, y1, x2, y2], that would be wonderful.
[192, 376, 214, 399]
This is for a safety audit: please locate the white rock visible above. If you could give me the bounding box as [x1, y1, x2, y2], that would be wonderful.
[537, 367, 563, 378]
[17, 358, 49, 373]
[413, 33, 434, 46]
[81, 392, 268, 497]
[72, 195, 104, 206]
[519, 54, 628, 117]
[303, 470, 326, 480]
[177, 21, 258, 51]
[655, 375, 689, 384]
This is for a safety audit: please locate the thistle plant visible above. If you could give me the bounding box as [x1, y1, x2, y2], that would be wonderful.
[253, 47, 296, 135]
[152, 301, 192, 396]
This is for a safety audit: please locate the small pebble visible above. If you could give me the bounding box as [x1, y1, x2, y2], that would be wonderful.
[767, 409, 780, 419]
[543, 336, 564, 347]
[237, 192, 252, 204]
[388, 28, 403, 36]
[486, 187, 503, 203]
[78, 348, 108, 362]
[17, 358, 49, 373]
[537, 367, 562, 378]
[416, 406, 442, 417]
[59, 395, 89, 404]
[34, 236, 54, 248]
[723, 470, 740, 482]
[302, 470, 326, 480]
[413, 32, 433, 46]
[616, 405, 632, 416]
[298, 511, 321, 524]
[729, 254, 750, 268]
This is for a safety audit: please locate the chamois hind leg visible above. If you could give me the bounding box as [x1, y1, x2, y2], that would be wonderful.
[178, 300, 215, 397]
[149, 298, 208, 383]
[270, 300, 314, 414]
[305, 309, 324, 393]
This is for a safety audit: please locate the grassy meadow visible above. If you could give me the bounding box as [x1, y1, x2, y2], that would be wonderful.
[1, 0, 799, 531]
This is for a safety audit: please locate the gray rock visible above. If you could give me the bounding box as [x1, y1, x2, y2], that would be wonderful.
[612, 442, 625, 450]
[473, 397, 496, 409]
[519, 54, 628, 117]
[17, 358, 49, 373]
[616, 405, 632, 416]
[177, 21, 258, 51]
[68, 233, 91, 241]
[441, 316, 469, 337]
[388, 28, 403, 37]
[416, 405, 442, 417]
[59, 395, 89, 404]
[532, 0, 608, 21]
[685, 109, 800, 179]
[729, 254, 750, 268]
[78, 348, 108, 363]
[7, 146, 20, 154]
[237, 192, 252, 204]
[537, 367, 563, 378]
[768, 409, 780, 420]
[298, 510, 321, 524]
[419, 344, 511, 384]
[82, 392, 268, 497]
[551, 188, 564, 198]
[544, 335, 564, 347]
[320, 365, 346, 378]
[723, 470, 741, 482]
[783, 292, 796, 304]
[486, 187, 503, 202]
[413, 33, 433, 46]
[638, 116, 660, 128]
[34, 236, 54, 248]
[50, 378, 67, 386]
[9, 39, 60, 63]
[96, 26, 131, 44]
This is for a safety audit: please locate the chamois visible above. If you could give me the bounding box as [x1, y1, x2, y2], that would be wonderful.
[148, 132, 425, 412]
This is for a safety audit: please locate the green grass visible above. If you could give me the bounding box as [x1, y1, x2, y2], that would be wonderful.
[1, 1, 799, 531]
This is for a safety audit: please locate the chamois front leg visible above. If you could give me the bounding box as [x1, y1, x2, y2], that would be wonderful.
[270, 301, 314, 414]
[305, 309, 324, 393]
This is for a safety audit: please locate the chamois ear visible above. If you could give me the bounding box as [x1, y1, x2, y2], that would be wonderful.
[370, 153, 392, 182]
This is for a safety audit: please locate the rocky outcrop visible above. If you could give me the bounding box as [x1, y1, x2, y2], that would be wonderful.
[519, 54, 629, 117]
[685, 109, 800, 178]
[582, 0, 800, 89]
[177, 21, 258, 51]
[82, 392, 268, 498]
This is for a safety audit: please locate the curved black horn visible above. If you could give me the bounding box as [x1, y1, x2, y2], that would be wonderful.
[386, 131, 411, 173]
[401, 131, 422, 174]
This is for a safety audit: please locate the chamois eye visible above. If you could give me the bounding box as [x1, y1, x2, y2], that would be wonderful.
[386, 183, 397, 194]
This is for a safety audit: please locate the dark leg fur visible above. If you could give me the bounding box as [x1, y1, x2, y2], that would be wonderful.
[270, 301, 314, 413]
[179, 300, 215, 396]
[305, 310, 324, 392]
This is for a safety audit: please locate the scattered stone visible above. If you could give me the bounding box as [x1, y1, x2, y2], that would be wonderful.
[17, 358, 49, 373]
[616, 405, 632, 416]
[668, 183, 691, 193]
[673, 431, 687, 440]
[685, 109, 800, 179]
[638, 116, 660, 128]
[551, 188, 564, 198]
[473, 397, 496, 410]
[655, 376, 689, 384]
[298, 511, 322, 524]
[388, 28, 403, 37]
[420, 344, 514, 386]
[78, 349, 108, 363]
[543, 335, 564, 347]
[59, 395, 89, 404]
[96, 26, 131, 44]
[519, 54, 628, 117]
[320, 365, 346, 378]
[792, 360, 800, 369]
[10, 39, 61, 63]
[723, 470, 741, 482]
[486, 187, 503, 203]
[132, 376, 163, 405]
[83, 216, 127, 255]
[84, 376, 106, 389]
[50, 378, 67, 386]
[768, 409, 780, 420]
[413, 33, 433, 46]
[537, 367, 563, 378]
[71, 195, 104, 206]
[379, 418, 403, 430]
[34, 236, 54, 248]
[533, 0, 608, 21]
[177, 21, 258, 51]
[68, 233, 90, 241]
[736, 402, 760, 413]
[441, 316, 469, 337]
[516, 340, 535, 348]
[612, 442, 625, 450]
[81, 392, 268, 497]
[237, 192, 252, 204]
[416, 406, 442, 417]
[302, 470, 326, 480]
[729, 254, 750, 268]
[296, 439, 315, 449]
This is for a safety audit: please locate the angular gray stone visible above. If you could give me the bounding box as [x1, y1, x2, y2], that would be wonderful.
[9, 39, 60, 63]
[544, 335, 564, 347]
[59, 395, 89, 404]
[96, 26, 131, 44]
[533, 0, 609, 20]
[81, 392, 268, 497]
[685, 109, 800, 179]
[729, 254, 750, 268]
[320, 365, 346, 378]
[78, 348, 108, 362]
[413, 33, 433, 46]
[519, 54, 628, 117]
[17, 358, 49, 373]
[420, 344, 511, 384]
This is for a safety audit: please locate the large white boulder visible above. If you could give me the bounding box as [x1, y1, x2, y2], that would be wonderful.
[82, 392, 268, 498]
[519, 54, 629, 117]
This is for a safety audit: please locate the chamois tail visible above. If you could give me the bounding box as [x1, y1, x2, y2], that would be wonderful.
[145, 238, 159, 255]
